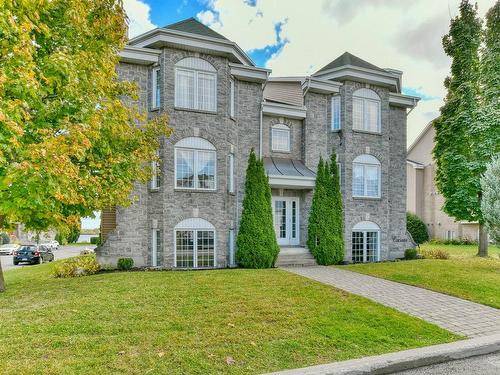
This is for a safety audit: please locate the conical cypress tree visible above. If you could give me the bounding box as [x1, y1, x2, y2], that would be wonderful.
[236, 149, 280, 268]
[329, 151, 344, 263]
[307, 153, 344, 265]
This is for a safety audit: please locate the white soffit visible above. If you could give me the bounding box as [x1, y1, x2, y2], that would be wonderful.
[119, 46, 160, 65]
[230, 63, 270, 83]
[262, 102, 307, 119]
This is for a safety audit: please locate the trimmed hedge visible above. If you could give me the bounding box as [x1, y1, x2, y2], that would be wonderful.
[90, 236, 100, 244]
[404, 248, 418, 260]
[236, 149, 279, 268]
[406, 212, 429, 245]
[117, 258, 134, 271]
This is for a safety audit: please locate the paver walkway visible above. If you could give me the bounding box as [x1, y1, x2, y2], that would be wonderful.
[284, 266, 500, 338]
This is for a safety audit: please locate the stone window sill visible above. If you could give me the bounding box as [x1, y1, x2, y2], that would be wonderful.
[174, 107, 217, 115]
[352, 129, 382, 136]
[174, 188, 218, 193]
[352, 196, 382, 201]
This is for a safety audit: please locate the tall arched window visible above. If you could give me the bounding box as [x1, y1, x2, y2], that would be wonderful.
[353, 88, 381, 133]
[352, 154, 381, 198]
[175, 218, 216, 268]
[352, 221, 380, 263]
[175, 137, 216, 190]
[272, 123, 291, 152]
[175, 57, 217, 111]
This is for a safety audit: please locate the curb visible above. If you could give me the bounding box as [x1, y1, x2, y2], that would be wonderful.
[264, 333, 500, 375]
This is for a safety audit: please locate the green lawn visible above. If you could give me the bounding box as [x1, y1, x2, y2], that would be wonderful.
[0, 263, 458, 375]
[344, 243, 500, 309]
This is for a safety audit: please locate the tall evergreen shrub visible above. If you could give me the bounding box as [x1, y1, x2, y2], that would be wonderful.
[307, 152, 344, 265]
[236, 149, 279, 268]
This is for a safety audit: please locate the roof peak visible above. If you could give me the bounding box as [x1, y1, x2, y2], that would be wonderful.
[315, 51, 385, 74]
[163, 17, 228, 41]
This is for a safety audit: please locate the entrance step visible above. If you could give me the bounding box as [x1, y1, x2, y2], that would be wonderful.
[275, 247, 318, 267]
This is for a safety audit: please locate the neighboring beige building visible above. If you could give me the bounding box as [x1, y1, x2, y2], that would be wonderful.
[407, 122, 479, 241]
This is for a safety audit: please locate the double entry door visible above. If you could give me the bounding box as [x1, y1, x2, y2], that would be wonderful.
[272, 197, 299, 246]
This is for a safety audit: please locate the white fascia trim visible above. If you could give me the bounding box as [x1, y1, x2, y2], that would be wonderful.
[313, 65, 401, 92]
[268, 175, 315, 189]
[229, 63, 270, 83]
[302, 77, 342, 94]
[406, 160, 425, 169]
[128, 28, 254, 66]
[389, 93, 420, 108]
[119, 46, 161, 65]
[262, 101, 307, 119]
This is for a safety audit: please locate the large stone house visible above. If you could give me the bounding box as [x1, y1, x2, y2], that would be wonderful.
[97, 18, 419, 268]
[407, 122, 479, 241]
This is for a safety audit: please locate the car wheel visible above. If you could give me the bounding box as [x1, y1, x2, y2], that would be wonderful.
[13, 261, 18, 265]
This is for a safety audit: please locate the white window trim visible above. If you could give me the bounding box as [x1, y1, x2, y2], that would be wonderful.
[271, 124, 291, 152]
[331, 95, 341, 130]
[174, 147, 217, 191]
[352, 229, 380, 263]
[229, 78, 235, 118]
[352, 162, 381, 198]
[228, 153, 235, 193]
[151, 229, 160, 267]
[353, 89, 381, 133]
[174, 66, 217, 112]
[151, 67, 160, 110]
[228, 228, 235, 266]
[174, 228, 216, 268]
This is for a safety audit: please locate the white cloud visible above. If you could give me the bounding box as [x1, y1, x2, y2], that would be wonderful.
[123, 0, 157, 38]
[197, 0, 496, 145]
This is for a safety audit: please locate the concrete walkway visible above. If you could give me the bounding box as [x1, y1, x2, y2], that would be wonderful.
[284, 266, 500, 338]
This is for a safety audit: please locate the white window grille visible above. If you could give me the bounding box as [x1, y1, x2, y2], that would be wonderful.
[352, 154, 381, 198]
[174, 137, 216, 190]
[352, 221, 380, 263]
[352, 88, 381, 133]
[228, 153, 234, 193]
[175, 58, 216, 112]
[151, 229, 160, 267]
[174, 218, 215, 268]
[272, 124, 291, 152]
[230, 78, 235, 118]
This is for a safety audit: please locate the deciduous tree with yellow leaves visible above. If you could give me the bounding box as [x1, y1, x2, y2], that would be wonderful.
[0, 0, 171, 291]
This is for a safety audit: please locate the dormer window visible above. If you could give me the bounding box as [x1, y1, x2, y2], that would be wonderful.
[272, 124, 291, 152]
[353, 88, 381, 133]
[175, 57, 216, 112]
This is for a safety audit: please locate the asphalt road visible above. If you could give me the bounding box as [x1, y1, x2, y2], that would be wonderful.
[0, 245, 95, 272]
[395, 352, 500, 374]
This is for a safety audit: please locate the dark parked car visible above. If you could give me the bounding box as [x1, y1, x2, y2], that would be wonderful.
[13, 244, 54, 265]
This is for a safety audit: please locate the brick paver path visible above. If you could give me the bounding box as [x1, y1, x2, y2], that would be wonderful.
[284, 266, 500, 338]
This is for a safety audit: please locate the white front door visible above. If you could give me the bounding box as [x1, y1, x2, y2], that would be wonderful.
[272, 197, 299, 246]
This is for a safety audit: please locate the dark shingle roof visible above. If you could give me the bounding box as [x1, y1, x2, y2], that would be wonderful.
[316, 52, 385, 74]
[163, 18, 228, 41]
[263, 157, 316, 178]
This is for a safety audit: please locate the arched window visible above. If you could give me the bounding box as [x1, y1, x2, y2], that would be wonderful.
[352, 154, 381, 198]
[175, 137, 216, 190]
[353, 88, 381, 133]
[175, 218, 216, 268]
[175, 57, 217, 111]
[272, 124, 291, 152]
[352, 221, 380, 263]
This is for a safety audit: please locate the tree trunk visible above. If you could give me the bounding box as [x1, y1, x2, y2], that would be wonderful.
[477, 223, 488, 257]
[0, 261, 5, 292]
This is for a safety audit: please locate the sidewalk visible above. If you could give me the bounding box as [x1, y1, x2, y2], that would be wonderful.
[284, 266, 500, 338]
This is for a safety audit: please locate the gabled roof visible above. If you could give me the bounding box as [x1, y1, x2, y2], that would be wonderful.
[163, 18, 228, 41]
[316, 52, 385, 74]
[407, 120, 436, 154]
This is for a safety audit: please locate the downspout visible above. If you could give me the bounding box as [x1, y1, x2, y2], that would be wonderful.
[259, 71, 271, 158]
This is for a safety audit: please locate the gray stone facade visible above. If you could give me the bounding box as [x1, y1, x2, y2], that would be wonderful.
[97, 24, 414, 268]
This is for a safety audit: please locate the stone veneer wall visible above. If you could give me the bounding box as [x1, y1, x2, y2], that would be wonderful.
[98, 50, 410, 266]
